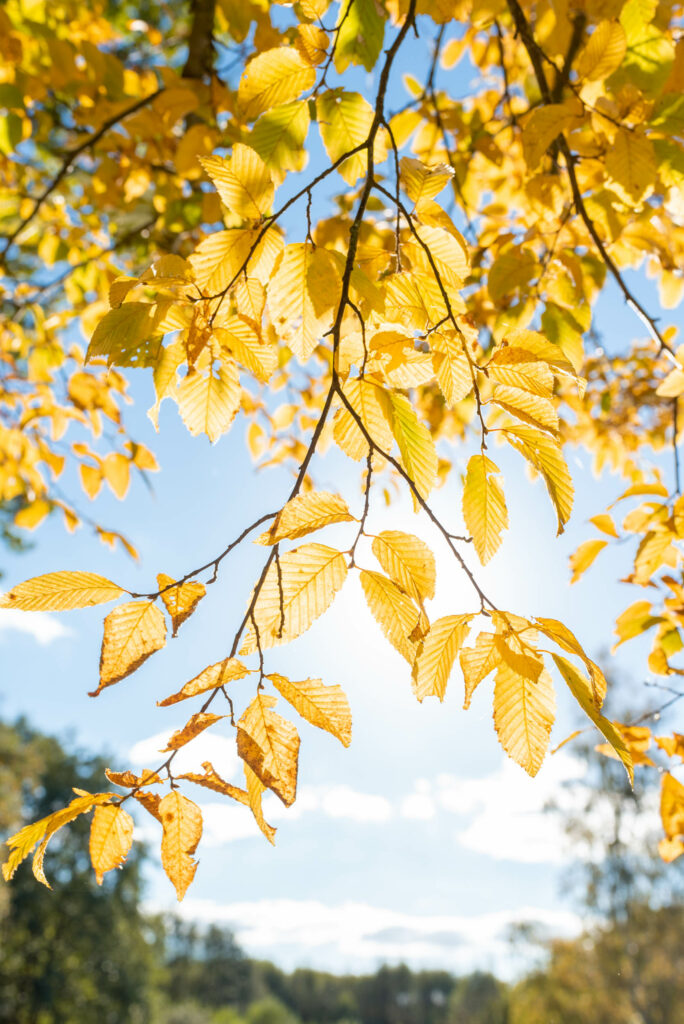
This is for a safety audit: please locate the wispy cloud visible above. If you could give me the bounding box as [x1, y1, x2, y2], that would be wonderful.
[170, 897, 582, 976]
[0, 609, 72, 645]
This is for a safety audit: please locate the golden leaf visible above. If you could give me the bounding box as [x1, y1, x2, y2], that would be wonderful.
[241, 543, 348, 653]
[269, 673, 352, 746]
[521, 97, 584, 170]
[655, 733, 684, 761]
[244, 761, 276, 844]
[237, 694, 300, 805]
[268, 242, 339, 362]
[163, 712, 224, 751]
[251, 100, 310, 174]
[93, 601, 166, 695]
[360, 569, 423, 664]
[569, 539, 608, 583]
[158, 658, 250, 706]
[553, 654, 633, 784]
[256, 491, 354, 545]
[371, 531, 436, 602]
[399, 156, 453, 204]
[606, 127, 656, 203]
[535, 616, 607, 707]
[177, 361, 241, 444]
[0, 571, 125, 612]
[316, 90, 374, 186]
[432, 330, 472, 406]
[660, 772, 684, 850]
[334, 379, 394, 461]
[577, 20, 627, 81]
[389, 393, 438, 505]
[157, 574, 206, 636]
[159, 791, 203, 901]
[177, 762, 250, 805]
[201, 144, 274, 220]
[460, 632, 501, 709]
[503, 424, 574, 534]
[238, 48, 316, 120]
[589, 513, 619, 539]
[3, 792, 115, 886]
[105, 768, 162, 788]
[412, 614, 473, 702]
[215, 316, 277, 384]
[462, 455, 509, 565]
[89, 804, 135, 884]
[493, 664, 556, 777]
[492, 382, 559, 434]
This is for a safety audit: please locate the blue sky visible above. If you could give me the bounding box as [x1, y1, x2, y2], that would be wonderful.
[1, 16, 682, 978]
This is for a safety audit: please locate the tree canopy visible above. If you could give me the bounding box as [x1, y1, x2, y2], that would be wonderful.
[1, 0, 683, 896]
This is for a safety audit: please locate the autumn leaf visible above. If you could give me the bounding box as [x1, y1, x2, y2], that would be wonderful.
[89, 804, 135, 884]
[256, 492, 354, 545]
[493, 664, 556, 777]
[159, 791, 203, 901]
[412, 614, 472, 702]
[163, 712, 224, 751]
[462, 455, 509, 565]
[92, 601, 167, 695]
[360, 570, 423, 664]
[237, 694, 300, 806]
[269, 673, 352, 746]
[156, 574, 206, 636]
[371, 531, 436, 603]
[158, 658, 250, 706]
[0, 571, 125, 612]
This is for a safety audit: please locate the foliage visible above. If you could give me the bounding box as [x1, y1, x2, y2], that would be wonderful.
[1, 0, 684, 896]
[0, 719, 160, 1024]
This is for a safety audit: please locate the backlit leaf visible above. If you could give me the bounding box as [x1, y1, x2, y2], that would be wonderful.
[157, 574, 206, 635]
[493, 664, 556, 777]
[372, 530, 436, 602]
[89, 804, 135, 884]
[412, 614, 473, 702]
[462, 455, 509, 565]
[360, 569, 423, 664]
[237, 694, 300, 805]
[0, 571, 124, 612]
[159, 791, 203, 901]
[158, 658, 251, 707]
[269, 673, 352, 746]
[93, 601, 166, 695]
[256, 492, 354, 545]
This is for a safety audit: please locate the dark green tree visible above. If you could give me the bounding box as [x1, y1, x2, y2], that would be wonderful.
[0, 719, 161, 1024]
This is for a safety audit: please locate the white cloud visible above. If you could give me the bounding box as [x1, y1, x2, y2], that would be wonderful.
[400, 753, 588, 863]
[0, 608, 72, 645]
[170, 897, 582, 977]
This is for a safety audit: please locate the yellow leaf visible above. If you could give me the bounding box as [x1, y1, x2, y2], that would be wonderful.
[296, 24, 329, 67]
[201, 144, 274, 220]
[317, 90, 374, 186]
[238, 48, 316, 120]
[87, 301, 170, 367]
[412, 614, 472, 702]
[503, 424, 574, 534]
[360, 569, 422, 664]
[577, 20, 627, 81]
[241, 543, 348, 653]
[269, 673, 352, 747]
[157, 574, 206, 636]
[189, 229, 256, 294]
[177, 361, 241, 444]
[256, 491, 354, 545]
[334, 0, 384, 73]
[389, 393, 438, 506]
[589, 513, 619, 538]
[103, 452, 130, 499]
[521, 98, 585, 170]
[492, 382, 559, 434]
[89, 804, 135, 885]
[163, 712, 224, 751]
[460, 632, 501, 709]
[3, 792, 114, 886]
[569, 538, 608, 583]
[237, 694, 300, 805]
[534, 616, 607, 706]
[105, 768, 162, 787]
[372, 530, 436, 602]
[93, 601, 167, 695]
[432, 330, 472, 406]
[243, 761, 277, 844]
[493, 664, 556, 777]
[404, 223, 469, 290]
[177, 762, 250, 804]
[334, 379, 394, 461]
[633, 529, 673, 584]
[487, 345, 555, 397]
[462, 454, 509, 565]
[268, 242, 340, 361]
[606, 127, 657, 203]
[399, 156, 453, 203]
[215, 316, 277, 384]
[553, 654, 633, 784]
[158, 658, 250, 706]
[656, 367, 684, 398]
[159, 791, 203, 901]
[251, 100, 310, 174]
[655, 733, 684, 761]
[660, 773, 684, 859]
[0, 571, 124, 612]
